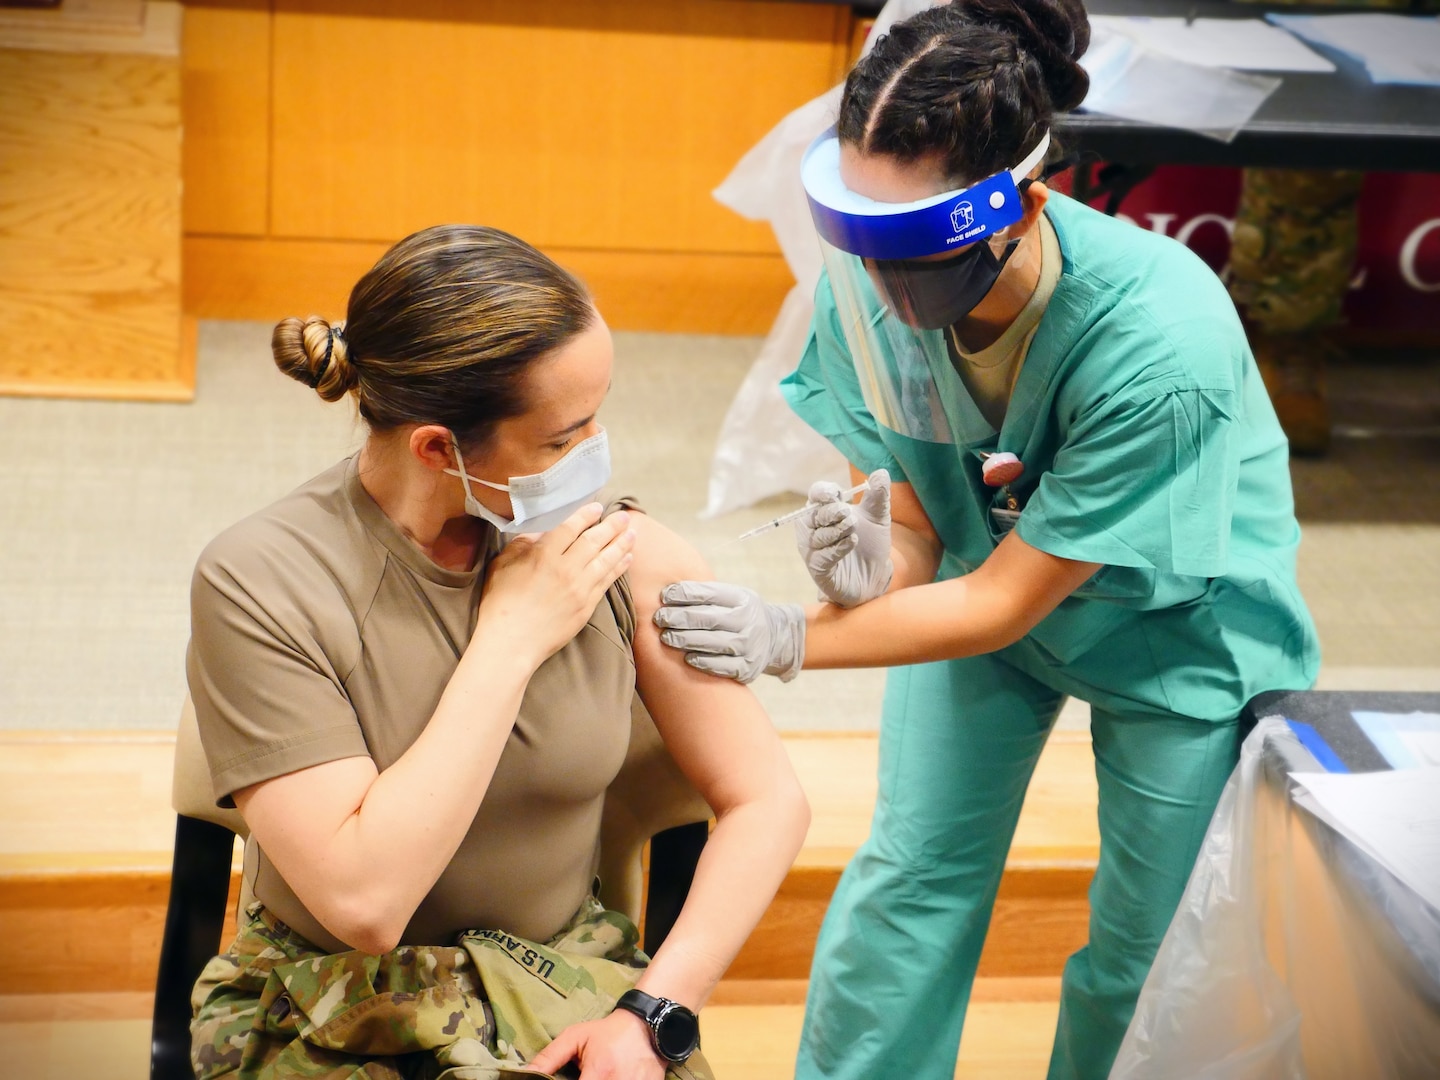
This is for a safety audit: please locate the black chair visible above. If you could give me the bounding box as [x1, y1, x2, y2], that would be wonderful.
[151, 696, 711, 1080]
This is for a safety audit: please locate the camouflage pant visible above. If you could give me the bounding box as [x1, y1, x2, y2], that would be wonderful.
[191, 897, 714, 1080]
[1228, 0, 1438, 335]
[1228, 168, 1364, 335]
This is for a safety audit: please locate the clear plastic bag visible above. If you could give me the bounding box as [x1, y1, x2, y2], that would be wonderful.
[1113, 717, 1440, 1079]
[702, 0, 942, 518]
[703, 90, 846, 519]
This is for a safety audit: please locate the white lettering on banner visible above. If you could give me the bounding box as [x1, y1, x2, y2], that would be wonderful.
[1400, 219, 1440, 293]
[1113, 212, 1235, 245]
[1175, 214, 1235, 248]
[1115, 212, 1238, 277]
[1145, 213, 1178, 236]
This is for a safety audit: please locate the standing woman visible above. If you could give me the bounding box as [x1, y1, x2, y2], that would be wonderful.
[656, 2, 1318, 1078]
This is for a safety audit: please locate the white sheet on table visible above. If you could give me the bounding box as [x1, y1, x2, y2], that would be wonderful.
[1269, 13, 1440, 86]
[1090, 15, 1334, 72]
[1080, 24, 1282, 143]
[1290, 766, 1440, 911]
[1353, 711, 1440, 769]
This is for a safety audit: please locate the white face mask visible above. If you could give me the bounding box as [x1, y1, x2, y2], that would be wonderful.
[444, 429, 610, 535]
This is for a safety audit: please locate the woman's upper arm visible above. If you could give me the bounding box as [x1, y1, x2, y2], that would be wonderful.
[190, 537, 378, 916]
[626, 514, 801, 815]
[233, 756, 377, 875]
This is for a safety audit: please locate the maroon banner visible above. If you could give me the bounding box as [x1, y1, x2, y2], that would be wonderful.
[1058, 166, 1440, 340]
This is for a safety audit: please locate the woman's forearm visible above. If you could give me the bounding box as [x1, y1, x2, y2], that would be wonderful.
[634, 779, 810, 1010]
[302, 513, 637, 950]
[251, 623, 536, 953]
[805, 535, 1102, 671]
[806, 572, 1017, 670]
[888, 520, 943, 592]
[350, 637, 533, 934]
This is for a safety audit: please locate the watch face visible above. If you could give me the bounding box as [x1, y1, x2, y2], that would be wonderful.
[654, 1004, 700, 1061]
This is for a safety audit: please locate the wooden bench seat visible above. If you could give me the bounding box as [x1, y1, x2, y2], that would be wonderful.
[0, 729, 1099, 993]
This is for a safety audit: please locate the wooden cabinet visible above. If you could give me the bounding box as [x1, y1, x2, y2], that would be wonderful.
[184, 0, 853, 333]
[0, 2, 187, 400]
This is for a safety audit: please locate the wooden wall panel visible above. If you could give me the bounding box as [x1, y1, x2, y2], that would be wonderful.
[0, 47, 186, 399]
[181, 0, 271, 236]
[267, 0, 847, 252]
[184, 234, 795, 334]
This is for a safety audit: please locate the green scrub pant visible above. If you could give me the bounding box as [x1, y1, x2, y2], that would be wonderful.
[794, 652, 1240, 1080]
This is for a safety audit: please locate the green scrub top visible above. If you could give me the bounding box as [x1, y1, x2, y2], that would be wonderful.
[781, 192, 1319, 722]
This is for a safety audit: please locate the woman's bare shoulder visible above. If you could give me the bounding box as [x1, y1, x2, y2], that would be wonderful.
[623, 511, 712, 623]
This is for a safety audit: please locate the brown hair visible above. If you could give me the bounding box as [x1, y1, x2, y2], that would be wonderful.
[272, 225, 596, 450]
[839, 0, 1089, 187]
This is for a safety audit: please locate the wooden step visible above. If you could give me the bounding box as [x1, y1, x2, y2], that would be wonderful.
[0, 980, 1063, 1079]
[729, 732, 1097, 981]
[0, 730, 1098, 993]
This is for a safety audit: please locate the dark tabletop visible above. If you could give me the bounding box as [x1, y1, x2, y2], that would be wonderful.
[1244, 690, 1440, 771]
[786, 0, 1440, 171]
[1058, 0, 1440, 171]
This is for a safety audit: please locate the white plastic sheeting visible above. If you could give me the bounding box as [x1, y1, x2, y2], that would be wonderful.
[1113, 717, 1440, 1080]
[702, 0, 941, 519]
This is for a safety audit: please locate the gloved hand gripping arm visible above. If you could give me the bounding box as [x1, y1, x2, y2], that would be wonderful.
[653, 582, 805, 685]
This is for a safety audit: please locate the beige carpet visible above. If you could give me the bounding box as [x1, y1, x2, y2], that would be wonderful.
[1, 323, 1437, 732]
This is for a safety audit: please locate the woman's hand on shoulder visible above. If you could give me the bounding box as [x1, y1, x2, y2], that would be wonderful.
[475, 503, 635, 669]
[528, 1009, 665, 1080]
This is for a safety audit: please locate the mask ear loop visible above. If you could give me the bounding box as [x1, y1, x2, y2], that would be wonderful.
[446, 437, 511, 493]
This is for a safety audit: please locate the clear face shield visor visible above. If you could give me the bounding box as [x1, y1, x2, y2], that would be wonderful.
[800, 129, 1049, 441]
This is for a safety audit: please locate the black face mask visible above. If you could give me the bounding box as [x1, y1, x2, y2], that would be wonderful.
[866, 235, 1021, 331]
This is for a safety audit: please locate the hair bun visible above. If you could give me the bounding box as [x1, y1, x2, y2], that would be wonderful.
[271, 315, 356, 402]
[960, 0, 1091, 112]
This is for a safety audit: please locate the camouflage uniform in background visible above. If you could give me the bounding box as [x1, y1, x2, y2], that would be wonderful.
[192, 897, 714, 1080]
[1228, 0, 1439, 455]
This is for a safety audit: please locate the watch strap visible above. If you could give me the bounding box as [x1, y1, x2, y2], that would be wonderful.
[616, 988, 664, 1018]
[615, 988, 699, 1064]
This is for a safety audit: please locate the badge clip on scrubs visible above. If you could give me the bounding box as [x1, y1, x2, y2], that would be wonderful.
[802, 128, 1051, 329]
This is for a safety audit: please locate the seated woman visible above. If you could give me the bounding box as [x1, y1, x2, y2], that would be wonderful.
[186, 224, 810, 1080]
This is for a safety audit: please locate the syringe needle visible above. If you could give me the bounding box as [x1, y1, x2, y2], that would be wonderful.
[736, 482, 869, 541]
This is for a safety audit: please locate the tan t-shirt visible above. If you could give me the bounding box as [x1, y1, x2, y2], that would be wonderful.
[948, 213, 1063, 429]
[186, 455, 637, 951]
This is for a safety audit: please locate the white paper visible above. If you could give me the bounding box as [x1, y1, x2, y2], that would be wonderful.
[1091, 15, 1335, 73]
[1290, 767, 1440, 911]
[1353, 711, 1440, 770]
[1080, 25, 1282, 143]
[1269, 13, 1440, 86]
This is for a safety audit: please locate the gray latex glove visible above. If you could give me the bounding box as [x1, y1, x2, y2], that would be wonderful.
[653, 581, 805, 684]
[795, 468, 893, 608]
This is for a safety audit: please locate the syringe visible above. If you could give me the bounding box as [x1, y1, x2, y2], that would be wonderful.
[736, 482, 869, 541]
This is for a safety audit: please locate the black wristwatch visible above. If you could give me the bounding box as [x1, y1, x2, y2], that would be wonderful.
[614, 988, 701, 1064]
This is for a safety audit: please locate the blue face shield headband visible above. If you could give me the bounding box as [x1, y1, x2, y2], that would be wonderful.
[801, 128, 1051, 261]
[802, 130, 1051, 329]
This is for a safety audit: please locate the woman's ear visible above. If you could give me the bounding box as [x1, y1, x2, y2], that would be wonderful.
[1012, 180, 1050, 238]
[410, 424, 458, 473]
